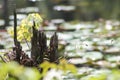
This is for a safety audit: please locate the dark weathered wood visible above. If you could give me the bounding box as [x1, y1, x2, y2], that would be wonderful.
[31, 22, 39, 63]
[13, 8, 17, 46]
[49, 32, 58, 63]
[38, 31, 47, 63]
[13, 9, 22, 63]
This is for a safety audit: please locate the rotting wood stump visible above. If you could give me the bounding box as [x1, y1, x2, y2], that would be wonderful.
[1, 9, 59, 67]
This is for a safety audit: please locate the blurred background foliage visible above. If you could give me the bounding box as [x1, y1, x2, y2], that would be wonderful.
[0, 0, 120, 28]
[25, 0, 120, 20]
[0, 0, 120, 21]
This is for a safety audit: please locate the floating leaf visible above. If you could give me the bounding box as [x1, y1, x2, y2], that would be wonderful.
[83, 52, 103, 61]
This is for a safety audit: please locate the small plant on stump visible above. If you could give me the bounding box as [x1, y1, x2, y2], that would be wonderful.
[2, 9, 59, 67]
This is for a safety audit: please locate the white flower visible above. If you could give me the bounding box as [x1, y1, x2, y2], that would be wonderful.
[43, 69, 63, 80]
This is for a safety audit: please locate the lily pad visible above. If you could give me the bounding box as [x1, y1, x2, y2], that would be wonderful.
[83, 52, 103, 61]
[68, 58, 88, 64]
[106, 56, 120, 62]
